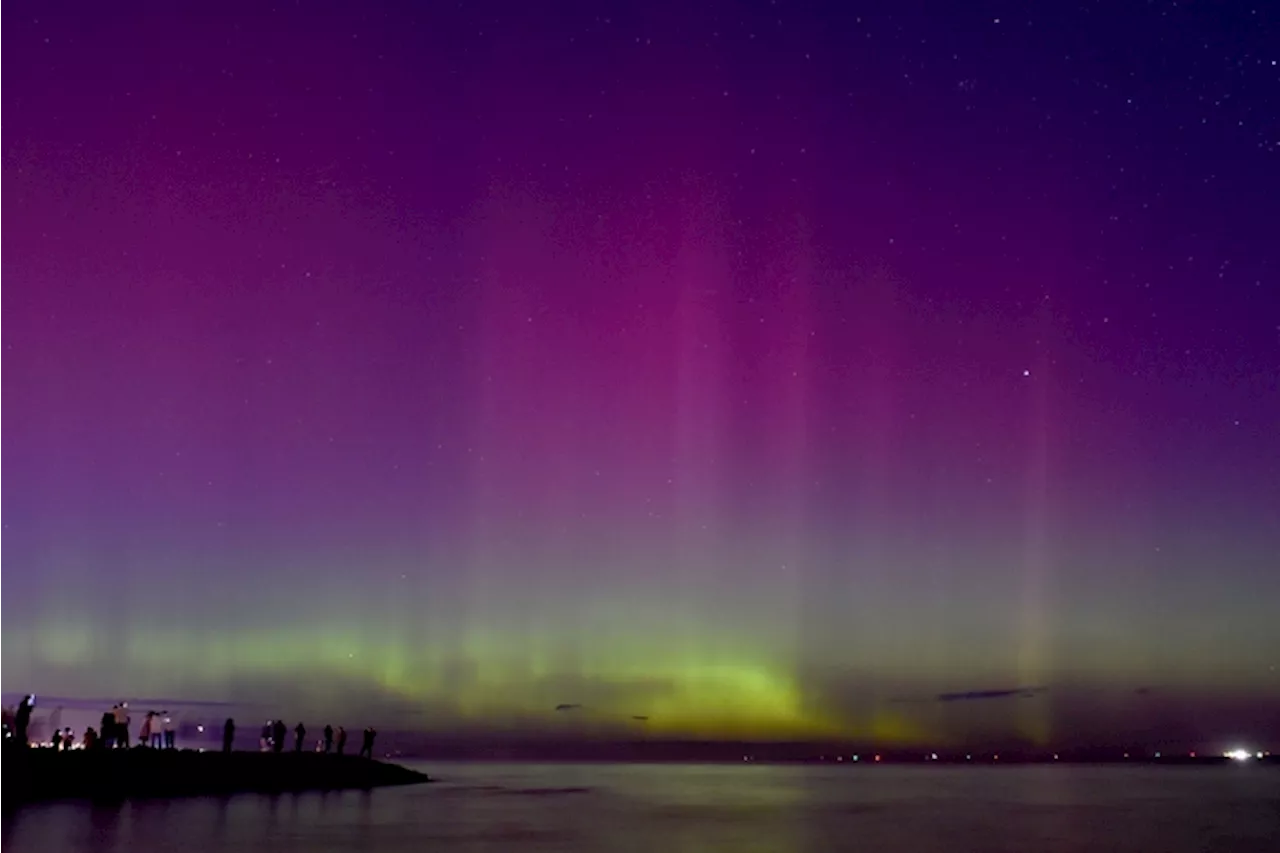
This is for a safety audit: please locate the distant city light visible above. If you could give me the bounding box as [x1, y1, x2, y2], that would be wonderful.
[1224, 748, 1252, 762]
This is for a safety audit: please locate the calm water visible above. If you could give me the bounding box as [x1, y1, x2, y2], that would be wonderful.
[4, 762, 1278, 852]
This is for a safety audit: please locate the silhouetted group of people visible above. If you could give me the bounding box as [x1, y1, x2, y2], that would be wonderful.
[99, 703, 128, 749]
[139, 710, 177, 749]
[89, 703, 176, 749]
[3, 700, 174, 751]
[252, 719, 378, 758]
[4, 697, 382, 760]
[3, 695, 83, 750]
[51, 726, 79, 750]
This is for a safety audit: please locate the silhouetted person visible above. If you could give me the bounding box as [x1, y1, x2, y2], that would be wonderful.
[15, 695, 35, 747]
[101, 709, 116, 748]
[63, 728, 74, 750]
[52, 729, 63, 751]
[359, 727, 376, 759]
[294, 722, 306, 753]
[115, 703, 131, 748]
[84, 727, 98, 750]
[164, 716, 175, 749]
[223, 718, 235, 752]
[272, 719, 287, 753]
[261, 721, 272, 751]
[140, 712, 155, 747]
[323, 724, 334, 753]
[336, 726, 347, 755]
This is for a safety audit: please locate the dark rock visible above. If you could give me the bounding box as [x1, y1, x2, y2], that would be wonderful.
[1, 748, 430, 805]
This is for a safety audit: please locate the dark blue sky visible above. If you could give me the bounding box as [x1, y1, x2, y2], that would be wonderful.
[3, 0, 1277, 748]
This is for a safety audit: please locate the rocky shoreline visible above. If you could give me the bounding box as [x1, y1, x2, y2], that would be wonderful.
[2, 749, 430, 806]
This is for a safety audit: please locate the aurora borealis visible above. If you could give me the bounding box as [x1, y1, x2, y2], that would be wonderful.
[3, 1, 1278, 750]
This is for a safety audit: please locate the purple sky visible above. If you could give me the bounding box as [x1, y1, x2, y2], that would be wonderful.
[3, 0, 1278, 749]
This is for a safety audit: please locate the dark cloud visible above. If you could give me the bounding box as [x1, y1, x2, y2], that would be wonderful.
[935, 687, 1048, 703]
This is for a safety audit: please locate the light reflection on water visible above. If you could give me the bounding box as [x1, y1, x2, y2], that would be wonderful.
[4, 762, 1277, 853]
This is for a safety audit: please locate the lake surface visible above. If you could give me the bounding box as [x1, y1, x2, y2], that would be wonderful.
[4, 762, 1278, 852]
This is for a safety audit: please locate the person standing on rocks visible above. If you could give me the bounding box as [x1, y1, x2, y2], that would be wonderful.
[101, 707, 116, 749]
[272, 719, 287, 753]
[359, 727, 377, 759]
[15, 696, 35, 747]
[115, 704, 131, 748]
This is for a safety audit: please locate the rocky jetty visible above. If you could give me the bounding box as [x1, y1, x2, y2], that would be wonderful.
[2, 748, 430, 805]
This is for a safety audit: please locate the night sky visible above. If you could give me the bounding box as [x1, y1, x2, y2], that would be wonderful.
[3, 1, 1278, 750]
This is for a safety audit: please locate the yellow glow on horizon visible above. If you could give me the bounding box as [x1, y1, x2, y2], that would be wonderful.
[11, 616, 969, 745]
